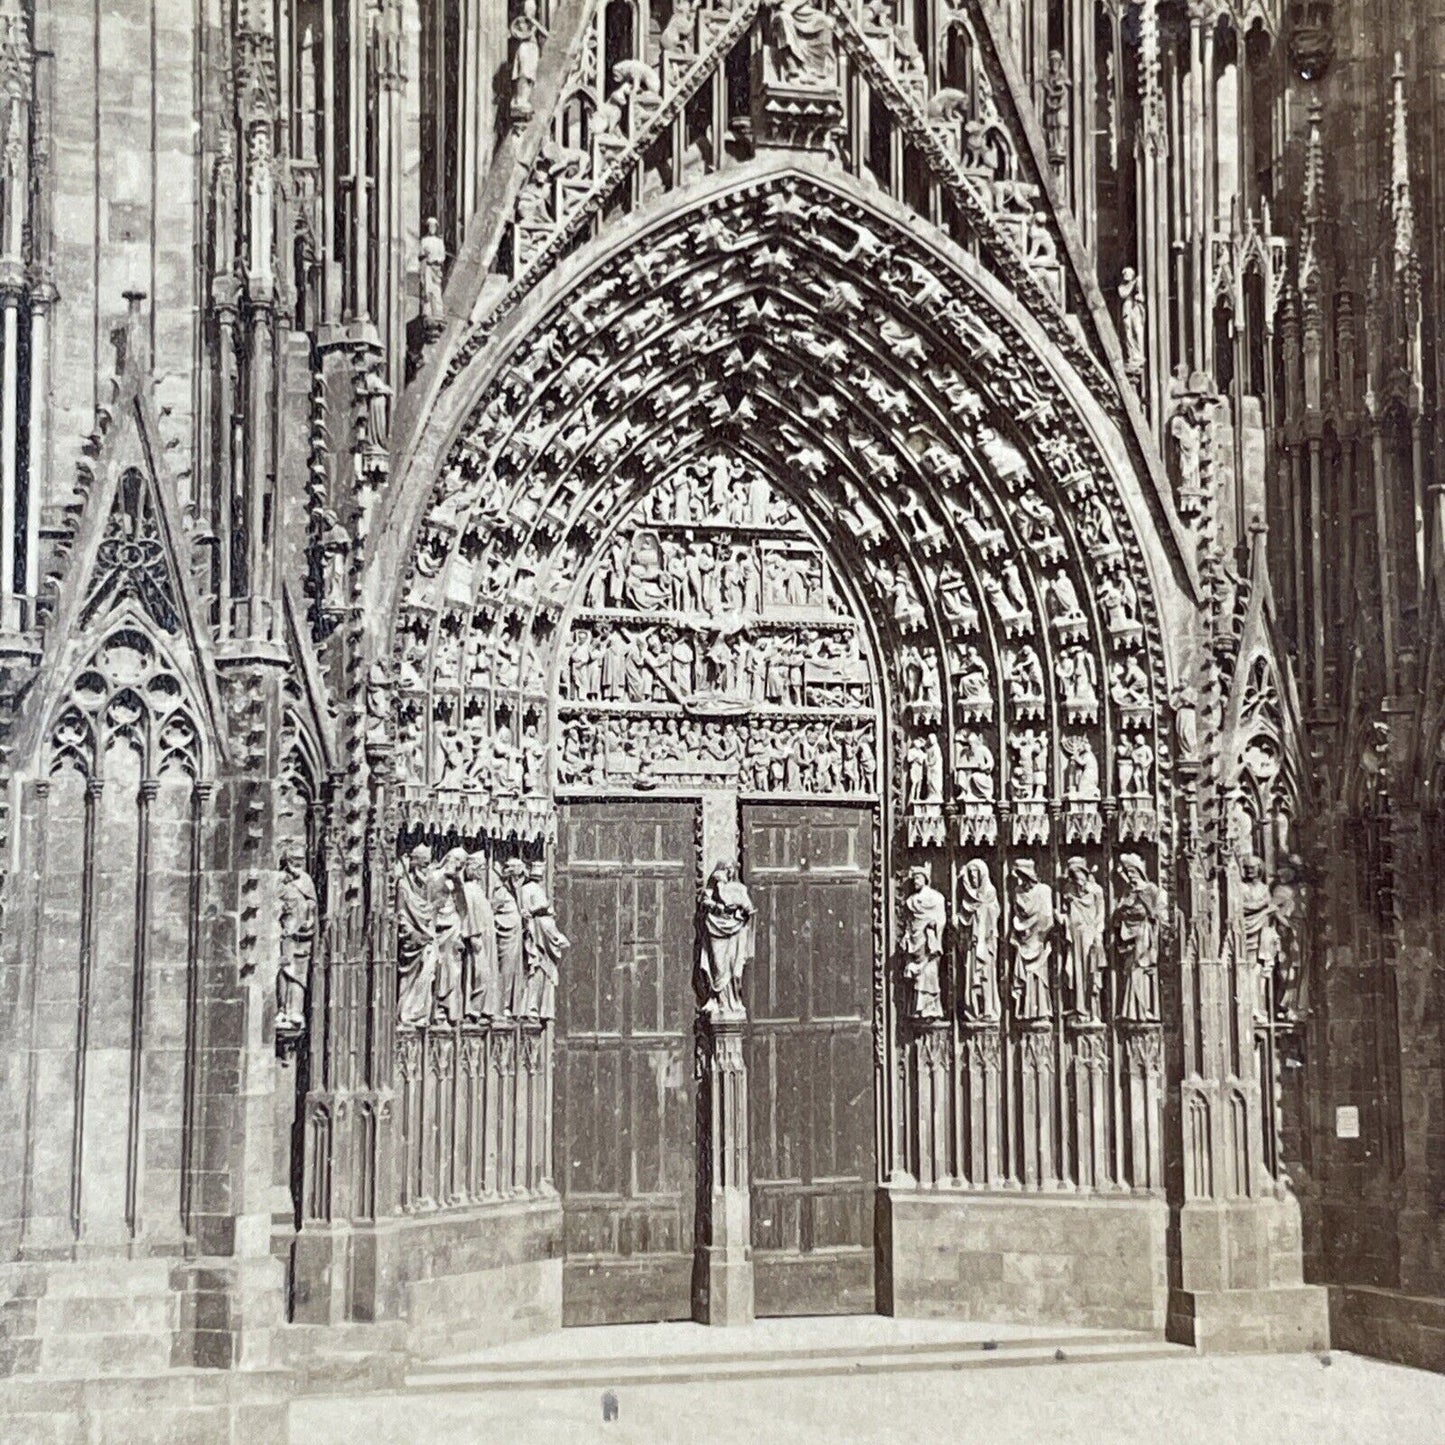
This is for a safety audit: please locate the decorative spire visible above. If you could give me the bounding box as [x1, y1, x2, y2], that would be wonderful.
[1388, 55, 1415, 280]
[1297, 98, 1324, 339]
[1138, 0, 1167, 157]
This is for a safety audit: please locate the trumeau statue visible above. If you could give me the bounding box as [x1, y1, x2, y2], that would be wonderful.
[1115, 853, 1163, 1023]
[900, 864, 947, 1022]
[277, 848, 317, 1033]
[698, 863, 756, 1022]
[1009, 858, 1055, 1022]
[956, 858, 1002, 1024]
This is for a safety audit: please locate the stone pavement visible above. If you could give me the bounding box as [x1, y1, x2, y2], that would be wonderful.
[290, 1319, 1445, 1445]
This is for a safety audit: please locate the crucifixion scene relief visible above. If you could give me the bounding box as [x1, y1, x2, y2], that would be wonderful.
[0, 0, 1441, 1436]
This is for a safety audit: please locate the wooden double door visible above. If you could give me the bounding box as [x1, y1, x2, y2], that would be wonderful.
[554, 801, 876, 1325]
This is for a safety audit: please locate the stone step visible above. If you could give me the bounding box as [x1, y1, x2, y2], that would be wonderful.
[404, 1332, 1185, 1393]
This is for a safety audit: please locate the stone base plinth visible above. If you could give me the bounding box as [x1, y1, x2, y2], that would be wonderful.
[693, 1244, 754, 1326]
[1168, 1284, 1329, 1353]
[291, 1196, 563, 1360]
[877, 1187, 1168, 1333]
[1328, 1284, 1445, 1372]
[0, 1368, 291, 1445]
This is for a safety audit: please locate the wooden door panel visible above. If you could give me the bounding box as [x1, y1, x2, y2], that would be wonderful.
[555, 802, 696, 1327]
[743, 804, 877, 1318]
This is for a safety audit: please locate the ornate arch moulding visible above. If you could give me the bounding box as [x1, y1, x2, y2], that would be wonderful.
[366, 158, 1201, 654]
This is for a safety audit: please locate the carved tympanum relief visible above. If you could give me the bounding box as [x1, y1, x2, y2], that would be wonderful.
[555, 454, 880, 797]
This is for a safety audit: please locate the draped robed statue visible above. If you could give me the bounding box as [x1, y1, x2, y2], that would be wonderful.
[698, 862, 756, 1022]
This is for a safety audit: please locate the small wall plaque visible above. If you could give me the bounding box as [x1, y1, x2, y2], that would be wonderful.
[1335, 1106, 1360, 1140]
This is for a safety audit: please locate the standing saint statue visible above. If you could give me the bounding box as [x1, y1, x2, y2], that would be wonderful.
[432, 850, 468, 1026]
[509, 0, 548, 116]
[494, 859, 529, 1017]
[1060, 856, 1105, 1024]
[519, 860, 570, 1023]
[396, 844, 437, 1027]
[1239, 852, 1280, 1022]
[1009, 858, 1055, 1023]
[1119, 266, 1146, 383]
[900, 864, 947, 1022]
[1041, 49, 1070, 169]
[460, 852, 499, 1022]
[277, 847, 317, 1032]
[1114, 853, 1163, 1023]
[418, 217, 447, 331]
[956, 858, 1001, 1023]
[698, 862, 755, 1021]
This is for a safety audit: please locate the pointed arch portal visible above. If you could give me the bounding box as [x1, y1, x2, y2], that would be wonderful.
[368, 159, 1196, 1327]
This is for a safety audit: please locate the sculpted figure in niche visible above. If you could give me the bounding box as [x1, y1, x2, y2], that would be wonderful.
[396, 844, 437, 1027]
[1115, 853, 1163, 1022]
[1119, 267, 1145, 379]
[1098, 571, 1140, 632]
[698, 863, 756, 1022]
[977, 426, 1029, 488]
[418, 217, 447, 329]
[1110, 653, 1150, 706]
[1062, 734, 1101, 801]
[509, 0, 548, 114]
[1169, 403, 1204, 497]
[1009, 858, 1055, 1022]
[955, 644, 991, 709]
[957, 858, 1002, 1023]
[1006, 645, 1045, 707]
[1046, 572, 1086, 630]
[900, 864, 947, 1023]
[461, 853, 500, 1021]
[1057, 646, 1098, 713]
[277, 847, 317, 1032]
[1239, 852, 1280, 1020]
[1127, 734, 1154, 798]
[1272, 856, 1307, 1018]
[1041, 49, 1070, 166]
[1010, 729, 1047, 802]
[1061, 856, 1105, 1024]
[494, 859, 529, 1016]
[954, 730, 995, 800]
[432, 850, 467, 1026]
[519, 861, 569, 1022]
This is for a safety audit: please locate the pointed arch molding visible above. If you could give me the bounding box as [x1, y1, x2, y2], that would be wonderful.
[369, 160, 1197, 641]
[365, 161, 1199, 867]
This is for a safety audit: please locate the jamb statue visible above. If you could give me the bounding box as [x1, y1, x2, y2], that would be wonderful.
[956, 858, 1001, 1023]
[396, 843, 437, 1027]
[900, 864, 947, 1023]
[519, 860, 570, 1023]
[277, 847, 317, 1033]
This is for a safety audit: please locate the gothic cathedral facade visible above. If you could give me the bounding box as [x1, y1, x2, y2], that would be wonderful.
[0, 0, 1440, 1419]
